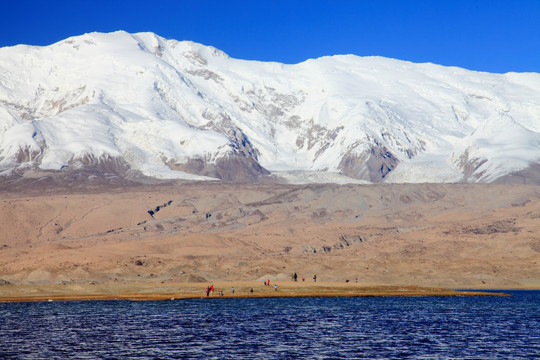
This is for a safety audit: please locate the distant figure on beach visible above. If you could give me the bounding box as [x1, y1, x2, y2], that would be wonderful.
[219, 290, 223, 296]
[302, 277, 305, 282]
[231, 287, 235, 295]
[274, 284, 277, 291]
[267, 279, 270, 286]
[206, 286, 210, 297]
[293, 273, 298, 282]
[210, 284, 214, 295]
[313, 274, 317, 282]
[250, 288, 254, 294]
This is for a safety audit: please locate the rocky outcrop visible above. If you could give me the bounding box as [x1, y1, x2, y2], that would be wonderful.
[338, 146, 399, 182]
[170, 153, 270, 182]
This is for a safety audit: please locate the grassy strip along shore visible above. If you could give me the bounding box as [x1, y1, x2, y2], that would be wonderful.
[0, 281, 509, 302]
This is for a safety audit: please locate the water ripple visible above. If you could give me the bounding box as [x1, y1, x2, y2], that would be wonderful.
[0, 290, 538, 359]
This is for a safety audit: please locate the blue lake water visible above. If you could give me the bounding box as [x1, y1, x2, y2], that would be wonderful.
[0, 290, 539, 359]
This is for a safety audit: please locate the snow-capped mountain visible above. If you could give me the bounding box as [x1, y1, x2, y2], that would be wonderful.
[1, 31, 539, 184]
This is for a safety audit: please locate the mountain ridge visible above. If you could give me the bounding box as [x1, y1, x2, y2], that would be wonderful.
[1, 31, 539, 184]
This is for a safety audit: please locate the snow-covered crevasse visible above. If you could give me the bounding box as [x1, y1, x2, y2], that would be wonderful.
[0, 31, 539, 183]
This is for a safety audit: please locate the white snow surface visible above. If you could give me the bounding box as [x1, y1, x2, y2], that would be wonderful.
[0, 31, 539, 183]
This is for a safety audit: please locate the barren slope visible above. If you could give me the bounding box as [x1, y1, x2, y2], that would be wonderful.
[0, 182, 539, 288]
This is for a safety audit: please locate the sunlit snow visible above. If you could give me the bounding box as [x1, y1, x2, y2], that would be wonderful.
[0, 31, 539, 183]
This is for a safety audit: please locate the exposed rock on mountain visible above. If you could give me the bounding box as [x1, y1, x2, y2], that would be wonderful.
[1, 31, 539, 183]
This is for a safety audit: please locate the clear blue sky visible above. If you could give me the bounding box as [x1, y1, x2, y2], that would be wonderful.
[1, 0, 539, 73]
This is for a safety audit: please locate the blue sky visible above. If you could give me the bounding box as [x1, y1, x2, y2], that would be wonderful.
[1, 0, 539, 73]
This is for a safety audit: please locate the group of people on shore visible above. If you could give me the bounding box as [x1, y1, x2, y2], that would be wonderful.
[264, 279, 278, 291]
[205, 285, 224, 297]
[204, 285, 253, 296]
[204, 273, 319, 297]
[292, 273, 316, 282]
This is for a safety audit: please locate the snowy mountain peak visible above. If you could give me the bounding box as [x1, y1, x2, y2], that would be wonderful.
[1, 31, 539, 184]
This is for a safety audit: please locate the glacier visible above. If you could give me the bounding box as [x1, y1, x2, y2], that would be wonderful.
[0, 31, 539, 184]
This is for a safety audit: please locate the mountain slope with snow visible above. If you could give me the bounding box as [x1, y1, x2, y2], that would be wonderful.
[1, 31, 539, 184]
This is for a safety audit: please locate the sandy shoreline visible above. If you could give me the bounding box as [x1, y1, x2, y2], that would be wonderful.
[0, 281, 511, 303]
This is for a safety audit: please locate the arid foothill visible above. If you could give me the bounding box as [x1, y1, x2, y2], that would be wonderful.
[1, 180, 538, 293]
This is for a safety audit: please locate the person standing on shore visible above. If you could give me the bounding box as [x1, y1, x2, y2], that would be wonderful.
[313, 274, 317, 282]
[274, 284, 277, 291]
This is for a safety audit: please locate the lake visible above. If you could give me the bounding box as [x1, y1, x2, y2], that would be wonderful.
[1, 290, 538, 359]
